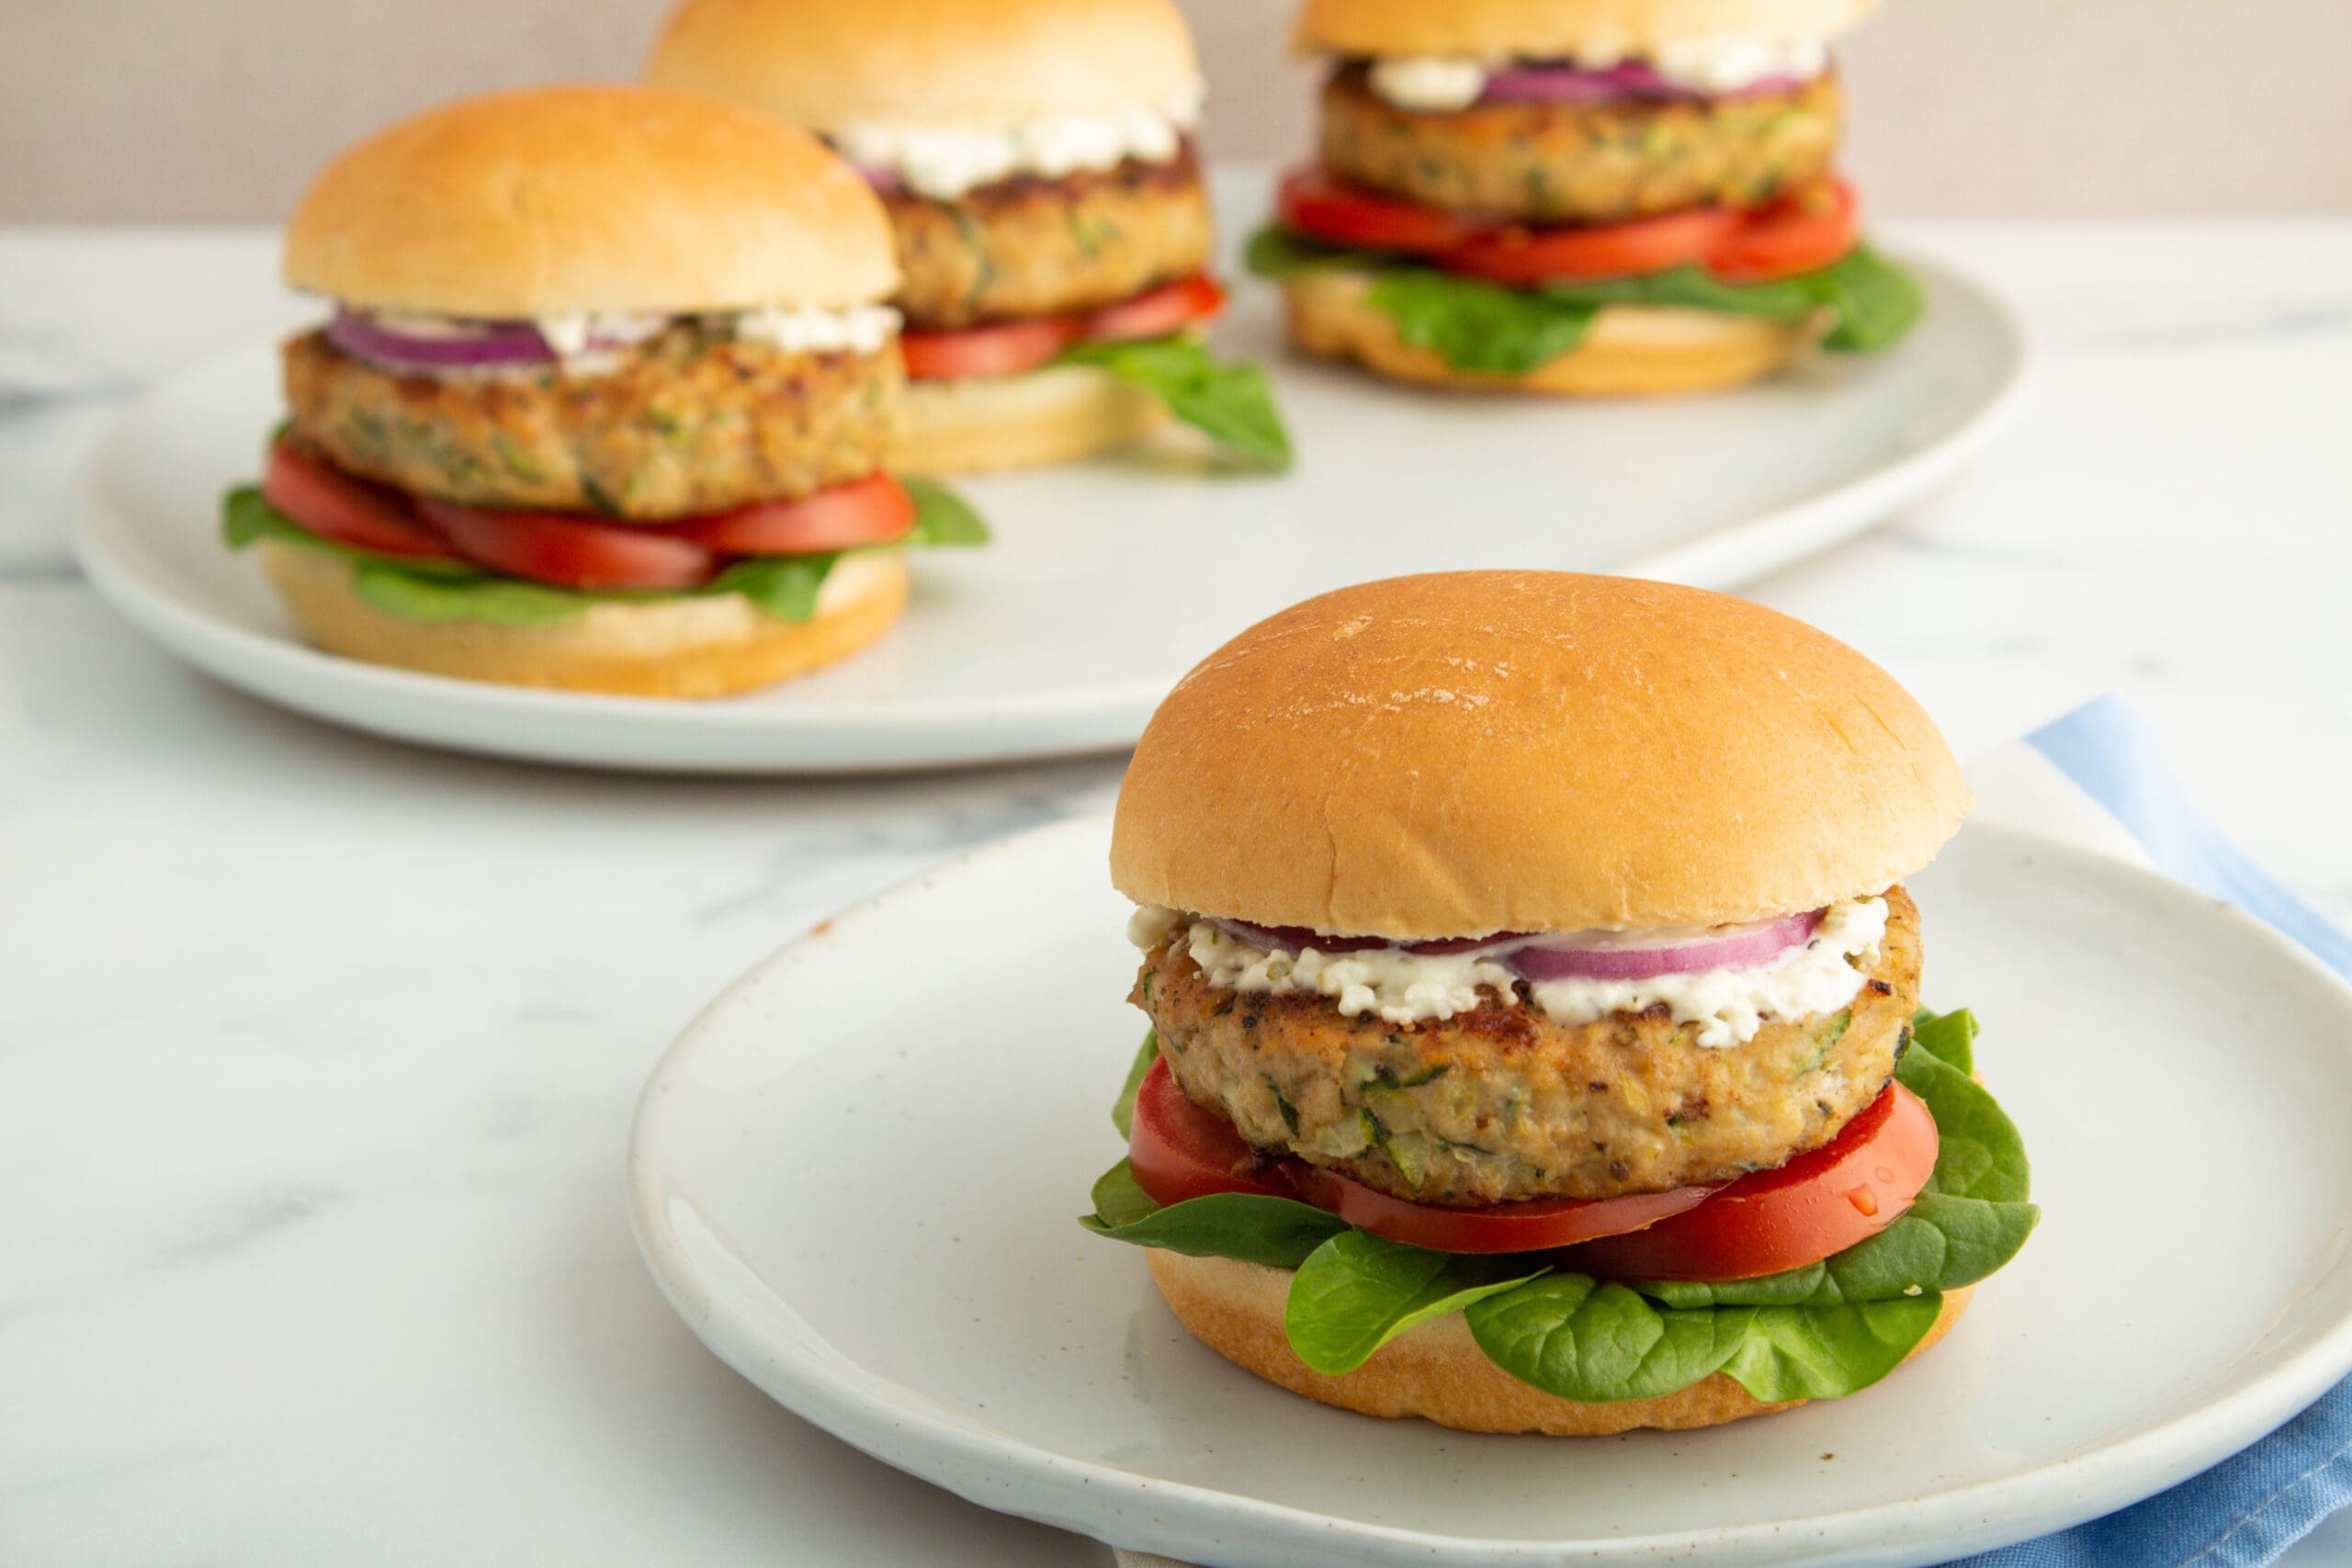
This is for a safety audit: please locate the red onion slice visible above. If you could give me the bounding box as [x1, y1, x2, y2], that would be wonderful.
[328, 309, 559, 369]
[1480, 62, 1805, 104]
[1208, 909, 1825, 981]
[1510, 910, 1821, 982]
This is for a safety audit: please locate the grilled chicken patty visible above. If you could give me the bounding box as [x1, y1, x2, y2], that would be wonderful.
[1134, 886, 1920, 1206]
[887, 151, 1214, 330]
[1318, 65, 1843, 223]
[283, 325, 901, 519]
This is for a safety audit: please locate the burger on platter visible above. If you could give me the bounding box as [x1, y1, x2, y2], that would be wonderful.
[1084, 572, 2035, 1433]
[221, 85, 986, 699]
[1250, 0, 1926, 395]
[647, 0, 1292, 472]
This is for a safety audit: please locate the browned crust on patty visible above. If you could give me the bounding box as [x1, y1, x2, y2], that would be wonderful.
[1319, 65, 1843, 223]
[1135, 886, 1921, 1204]
[283, 324, 900, 519]
[886, 151, 1213, 329]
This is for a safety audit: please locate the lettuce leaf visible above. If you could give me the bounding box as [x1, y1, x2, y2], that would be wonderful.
[1057, 334, 1294, 470]
[1246, 224, 1926, 369]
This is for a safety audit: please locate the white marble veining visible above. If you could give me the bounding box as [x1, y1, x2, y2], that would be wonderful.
[4, 214, 2351, 1565]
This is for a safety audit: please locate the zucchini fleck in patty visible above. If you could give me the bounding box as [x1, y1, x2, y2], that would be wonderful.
[884, 149, 1214, 330]
[282, 325, 901, 519]
[1132, 886, 1919, 1207]
[1318, 64, 1844, 224]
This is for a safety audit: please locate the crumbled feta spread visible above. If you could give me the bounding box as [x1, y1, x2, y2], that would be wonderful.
[533, 310, 670, 359]
[1363, 36, 1831, 108]
[1366, 55, 1489, 112]
[732, 302, 901, 355]
[832, 85, 1204, 201]
[1131, 897, 1889, 1049]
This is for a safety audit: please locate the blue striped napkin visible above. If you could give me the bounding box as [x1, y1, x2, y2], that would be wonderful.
[1114, 698, 2352, 1568]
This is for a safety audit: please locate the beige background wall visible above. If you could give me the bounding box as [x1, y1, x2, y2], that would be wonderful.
[5, 0, 2349, 222]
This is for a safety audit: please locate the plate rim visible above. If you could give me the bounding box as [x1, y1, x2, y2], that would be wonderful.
[69, 248, 2030, 775]
[627, 813, 2352, 1568]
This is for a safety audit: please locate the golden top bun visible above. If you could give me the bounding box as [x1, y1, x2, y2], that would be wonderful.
[648, 0, 1204, 130]
[1111, 570, 1969, 936]
[1148, 1251, 1970, 1436]
[1293, 0, 1877, 58]
[284, 85, 898, 317]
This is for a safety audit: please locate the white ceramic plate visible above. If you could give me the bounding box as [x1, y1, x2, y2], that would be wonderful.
[631, 816, 2352, 1568]
[74, 173, 2027, 773]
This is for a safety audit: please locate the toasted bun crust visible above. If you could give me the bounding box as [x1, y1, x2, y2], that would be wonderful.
[648, 0, 1203, 130]
[1111, 570, 1968, 935]
[284, 85, 898, 316]
[892, 366, 1170, 474]
[1149, 1251, 1970, 1435]
[1293, 0, 1878, 58]
[1283, 269, 1823, 396]
[255, 542, 907, 698]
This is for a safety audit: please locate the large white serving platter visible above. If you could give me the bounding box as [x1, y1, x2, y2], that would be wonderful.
[630, 816, 2352, 1567]
[74, 173, 2027, 773]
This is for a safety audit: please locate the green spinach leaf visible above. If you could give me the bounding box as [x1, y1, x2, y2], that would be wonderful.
[1111, 1032, 1159, 1139]
[1363, 270, 1600, 376]
[1284, 1231, 1544, 1375]
[1465, 1276, 1755, 1403]
[351, 562, 588, 626]
[1898, 1041, 2031, 1203]
[1717, 1294, 1947, 1401]
[1911, 1007, 1979, 1074]
[903, 476, 991, 545]
[1080, 1159, 1348, 1269]
[704, 553, 840, 623]
[1058, 335, 1293, 469]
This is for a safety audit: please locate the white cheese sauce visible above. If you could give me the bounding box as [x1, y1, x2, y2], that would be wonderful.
[1131, 897, 1889, 1049]
[832, 85, 1205, 201]
[336, 303, 896, 379]
[1363, 35, 1831, 108]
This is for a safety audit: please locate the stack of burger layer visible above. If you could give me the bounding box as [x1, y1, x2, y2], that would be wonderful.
[1251, 0, 1927, 394]
[225, 85, 987, 699]
[650, 0, 1290, 471]
[1086, 572, 2038, 1434]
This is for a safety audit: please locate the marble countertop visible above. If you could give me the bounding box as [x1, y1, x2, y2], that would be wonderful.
[6, 220, 2351, 1565]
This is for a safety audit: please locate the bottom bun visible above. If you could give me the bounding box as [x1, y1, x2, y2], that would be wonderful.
[1283, 269, 1826, 397]
[1148, 1250, 1973, 1436]
[892, 363, 1169, 473]
[256, 541, 909, 698]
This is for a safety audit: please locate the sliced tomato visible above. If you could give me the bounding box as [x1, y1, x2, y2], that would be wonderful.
[1440, 206, 1739, 285]
[1127, 1056, 1294, 1205]
[1082, 275, 1227, 343]
[261, 441, 459, 562]
[1706, 176, 1860, 284]
[418, 501, 717, 592]
[1558, 1080, 1939, 1281]
[901, 276, 1227, 382]
[661, 474, 914, 555]
[900, 315, 1080, 381]
[1275, 165, 1476, 254]
[1285, 1162, 1721, 1255]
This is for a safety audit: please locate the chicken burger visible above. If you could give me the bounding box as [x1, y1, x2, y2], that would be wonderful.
[1250, 0, 1927, 394]
[1083, 571, 2036, 1433]
[648, 0, 1291, 471]
[222, 85, 986, 698]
